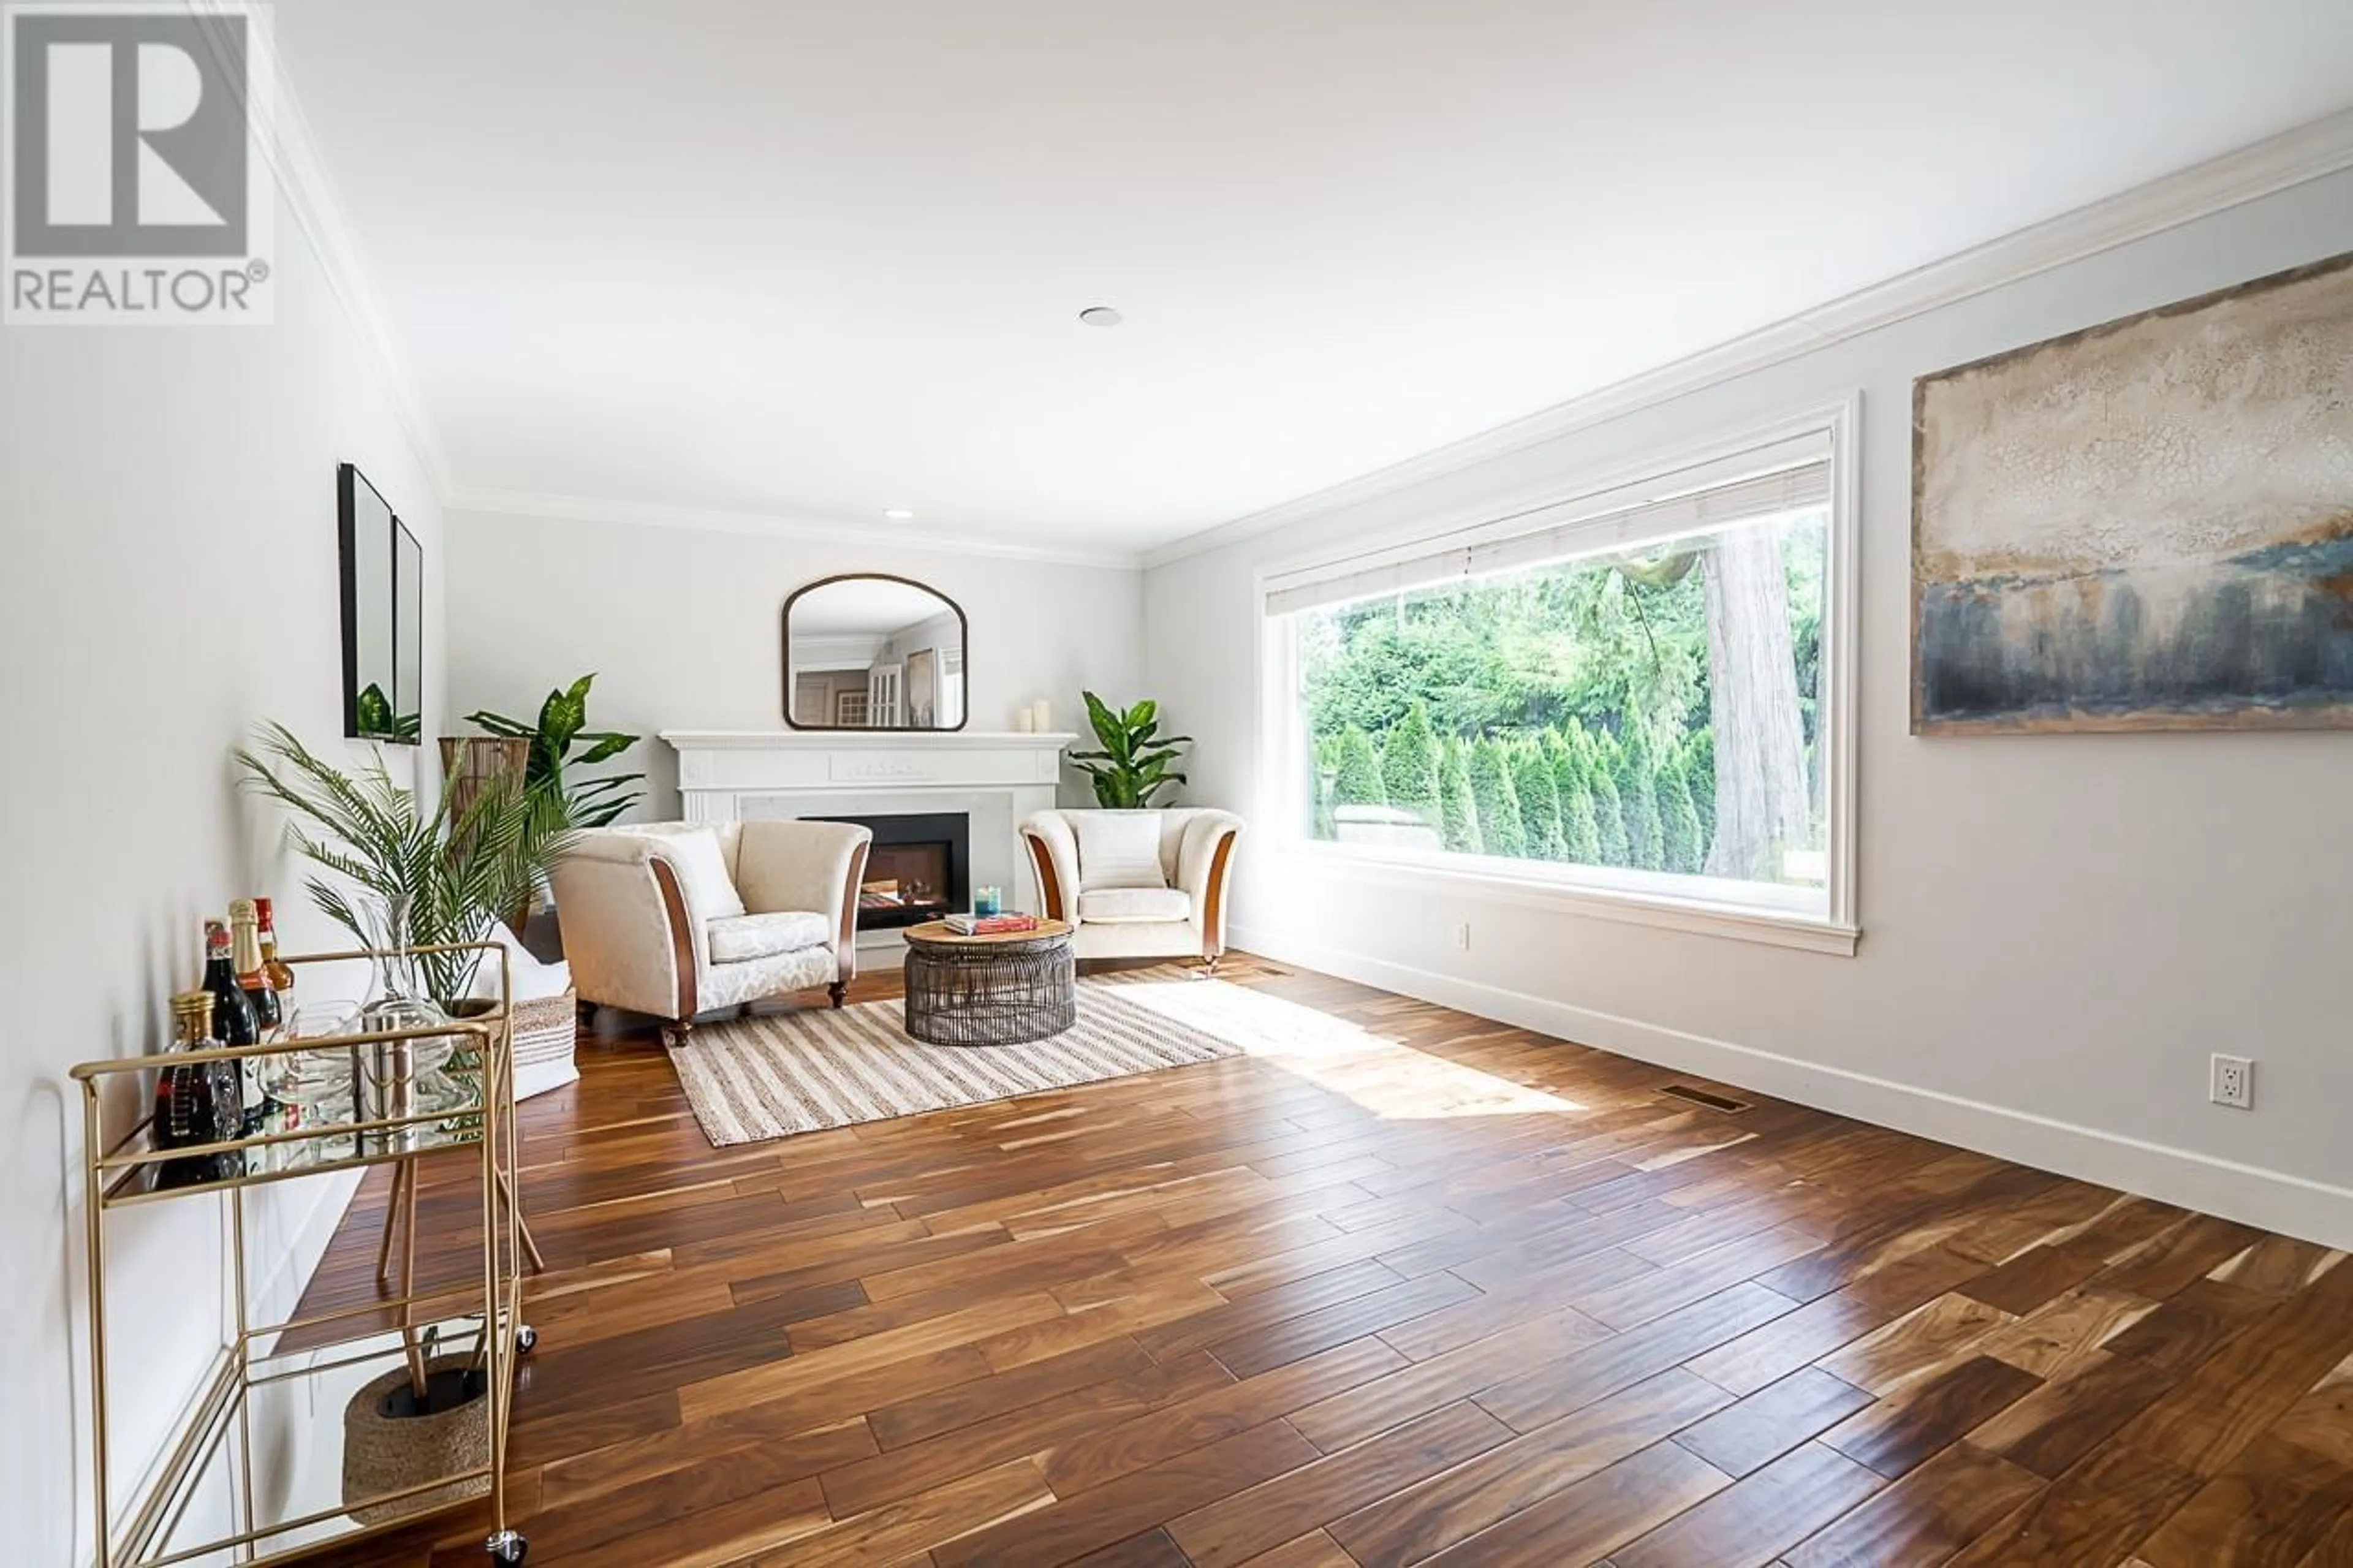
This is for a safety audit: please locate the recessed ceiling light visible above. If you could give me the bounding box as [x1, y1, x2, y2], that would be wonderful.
[883, 509, 914, 520]
[1077, 306, 1124, 327]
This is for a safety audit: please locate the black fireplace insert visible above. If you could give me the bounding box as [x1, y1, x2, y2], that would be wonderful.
[808, 811, 971, 930]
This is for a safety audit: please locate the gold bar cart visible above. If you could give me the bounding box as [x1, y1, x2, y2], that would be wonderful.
[70, 942, 535, 1566]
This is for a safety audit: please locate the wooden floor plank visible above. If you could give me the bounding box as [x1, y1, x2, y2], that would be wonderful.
[273, 955, 2347, 1568]
[1609, 1440, 1889, 1568]
[1328, 1368, 1731, 1568]
[1414, 1439, 1733, 1567]
[1671, 1365, 1876, 1478]
[1167, 1401, 1513, 1567]
[1781, 1442, 2047, 1568]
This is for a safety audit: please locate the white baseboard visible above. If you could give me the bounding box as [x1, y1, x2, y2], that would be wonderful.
[1231, 924, 2353, 1251]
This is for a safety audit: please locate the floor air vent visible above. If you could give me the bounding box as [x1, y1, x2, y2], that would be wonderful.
[1660, 1083, 1751, 1114]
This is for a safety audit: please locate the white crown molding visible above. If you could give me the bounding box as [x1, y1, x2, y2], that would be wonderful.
[442, 485, 1145, 572]
[189, 0, 455, 500]
[1143, 106, 2353, 572]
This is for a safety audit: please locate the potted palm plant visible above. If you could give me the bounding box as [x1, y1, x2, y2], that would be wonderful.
[237, 723, 574, 1005]
[237, 726, 569, 1524]
[1069, 692, 1192, 808]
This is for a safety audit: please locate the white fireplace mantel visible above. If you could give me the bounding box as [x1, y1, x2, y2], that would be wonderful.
[661, 730, 1077, 937]
[662, 729, 1077, 801]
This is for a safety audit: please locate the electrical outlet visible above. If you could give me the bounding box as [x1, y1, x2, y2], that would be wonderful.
[1453, 922, 1471, 952]
[2210, 1053, 2254, 1110]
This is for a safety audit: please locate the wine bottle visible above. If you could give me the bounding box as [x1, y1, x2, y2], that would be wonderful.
[256, 896, 295, 998]
[229, 898, 283, 1034]
[154, 991, 241, 1187]
[200, 917, 257, 1134]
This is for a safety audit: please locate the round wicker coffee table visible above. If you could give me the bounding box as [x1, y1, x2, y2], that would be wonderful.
[901, 918, 1077, 1047]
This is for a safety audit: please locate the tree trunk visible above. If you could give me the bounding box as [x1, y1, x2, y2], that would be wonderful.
[1702, 525, 1809, 881]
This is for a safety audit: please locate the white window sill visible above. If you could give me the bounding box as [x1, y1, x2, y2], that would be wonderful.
[1276, 840, 1859, 956]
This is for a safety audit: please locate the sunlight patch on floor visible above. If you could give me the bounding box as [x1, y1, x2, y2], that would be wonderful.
[1116, 977, 1588, 1121]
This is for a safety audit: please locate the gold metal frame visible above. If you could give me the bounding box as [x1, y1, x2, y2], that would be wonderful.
[70, 941, 530, 1568]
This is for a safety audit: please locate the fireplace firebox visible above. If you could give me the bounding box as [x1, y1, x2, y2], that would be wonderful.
[810, 812, 970, 930]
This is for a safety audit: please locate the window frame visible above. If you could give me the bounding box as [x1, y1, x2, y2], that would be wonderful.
[1253, 397, 1860, 957]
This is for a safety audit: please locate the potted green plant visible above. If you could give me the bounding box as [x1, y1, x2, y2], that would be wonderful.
[1069, 692, 1192, 808]
[235, 724, 573, 1005]
[237, 732, 567, 1523]
[464, 673, 645, 829]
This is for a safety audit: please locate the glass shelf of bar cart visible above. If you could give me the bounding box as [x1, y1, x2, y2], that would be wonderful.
[69, 941, 534, 1568]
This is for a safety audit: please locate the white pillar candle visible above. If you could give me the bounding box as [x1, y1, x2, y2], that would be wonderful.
[1012, 707, 1035, 733]
[1031, 699, 1053, 733]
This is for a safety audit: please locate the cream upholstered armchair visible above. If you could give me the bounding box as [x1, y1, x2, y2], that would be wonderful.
[550, 820, 871, 1045]
[1020, 808, 1243, 968]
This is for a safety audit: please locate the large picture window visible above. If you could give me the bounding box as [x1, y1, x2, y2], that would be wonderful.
[1262, 409, 1856, 949]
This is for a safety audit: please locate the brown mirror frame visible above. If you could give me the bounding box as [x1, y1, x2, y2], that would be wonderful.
[781, 572, 971, 732]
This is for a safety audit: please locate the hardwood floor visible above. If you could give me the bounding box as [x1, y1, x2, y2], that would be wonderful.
[287, 956, 2353, 1567]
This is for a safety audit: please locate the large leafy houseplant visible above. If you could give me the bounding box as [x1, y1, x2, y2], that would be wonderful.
[236, 724, 574, 1001]
[464, 674, 643, 828]
[1070, 692, 1192, 809]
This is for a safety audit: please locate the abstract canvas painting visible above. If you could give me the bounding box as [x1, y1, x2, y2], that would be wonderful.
[1912, 251, 2353, 733]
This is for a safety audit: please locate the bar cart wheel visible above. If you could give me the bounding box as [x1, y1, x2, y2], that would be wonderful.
[515, 1323, 538, 1354]
[487, 1528, 529, 1562]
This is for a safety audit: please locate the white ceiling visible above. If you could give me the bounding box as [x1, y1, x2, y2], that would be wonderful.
[276, 1, 2353, 561]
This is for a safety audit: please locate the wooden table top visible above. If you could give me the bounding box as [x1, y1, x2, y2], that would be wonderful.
[902, 917, 1072, 947]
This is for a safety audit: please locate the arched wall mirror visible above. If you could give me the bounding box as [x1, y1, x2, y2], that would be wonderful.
[782, 574, 969, 730]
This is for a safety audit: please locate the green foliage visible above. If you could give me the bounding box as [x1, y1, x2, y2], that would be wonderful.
[1438, 738, 1482, 855]
[1331, 725, 1387, 808]
[1468, 739, 1525, 858]
[1067, 692, 1192, 808]
[1578, 728, 1629, 866]
[1300, 546, 1711, 751]
[1545, 731, 1602, 865]
[1293, 514, 1829, 874]
[1615, 704, 1665, 871]
[1310, 738, 1337, 839]
[1658, 754, 1705, 874]
[1681, 728, 1717, 841]
[1381, 702, 1441, 824]
[467, 673, 645, 829]
[236, 723, 574, 1001]
[1508, 744, 1567, 861]
[355, 683, 421, 744]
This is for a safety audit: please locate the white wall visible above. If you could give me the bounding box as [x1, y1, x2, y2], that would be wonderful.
[445, 510, 1146, 815]
[0, 212, 447, 1556]
[1145, 170, 2353, 1248]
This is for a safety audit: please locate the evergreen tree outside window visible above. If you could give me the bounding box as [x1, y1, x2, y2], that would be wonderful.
[1438, 738, 1483, 855]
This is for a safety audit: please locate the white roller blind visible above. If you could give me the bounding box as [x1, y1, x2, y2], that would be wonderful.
[1266, 431, 1832, 619]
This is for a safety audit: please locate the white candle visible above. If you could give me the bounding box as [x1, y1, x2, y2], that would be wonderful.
[1031, 699, 1053, 732]
[1012, 707, 1035, 733]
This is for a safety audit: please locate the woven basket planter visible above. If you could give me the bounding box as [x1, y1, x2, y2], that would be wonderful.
[341, 1356, 491, 1524]
[512, 987, 578, 1094]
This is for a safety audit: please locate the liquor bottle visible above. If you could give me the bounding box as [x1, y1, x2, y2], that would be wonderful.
[199, 917, 257, 1134]
[256, 896, 295, 999]
[154, 991, 243, 1187]
[229, 898, 283, 1034]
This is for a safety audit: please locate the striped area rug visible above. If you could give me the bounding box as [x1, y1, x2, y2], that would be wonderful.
[667, 973, 1253, 1146]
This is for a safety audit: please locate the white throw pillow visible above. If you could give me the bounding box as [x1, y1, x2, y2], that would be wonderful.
[463, 921, 572, 1004]
[656, 827, 746, 921]
[1074, 812, 1167, 891]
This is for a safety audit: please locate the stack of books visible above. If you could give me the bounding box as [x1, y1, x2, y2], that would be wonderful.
[944, 911, 1042, 936]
